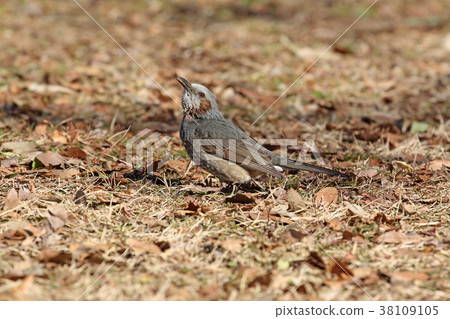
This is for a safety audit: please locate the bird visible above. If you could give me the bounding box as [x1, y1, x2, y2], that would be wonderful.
[177, 76, 348, 184]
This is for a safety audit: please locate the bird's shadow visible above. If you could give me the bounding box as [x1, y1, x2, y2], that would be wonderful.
[124, 168, 265, 195]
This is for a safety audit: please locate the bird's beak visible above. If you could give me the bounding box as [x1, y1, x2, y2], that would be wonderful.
[177, 76, 195, 94]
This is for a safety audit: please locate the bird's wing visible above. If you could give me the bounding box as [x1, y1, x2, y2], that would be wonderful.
[187, 118, 281, 178]
[200, 138, 282, 178]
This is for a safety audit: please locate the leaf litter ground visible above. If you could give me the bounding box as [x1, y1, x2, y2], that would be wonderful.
[0, 0, 449, 300]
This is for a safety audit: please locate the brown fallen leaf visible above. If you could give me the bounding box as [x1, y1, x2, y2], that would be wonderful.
[184, 201, 210, 213]
[73, 189, 87, 205]
[0, 141, 36, 155]
[34, 123, 48, 136]
[52, 129, 68, 144]
[37, 248, 72, 265]
[45, 205, 68, 233]
[421, 159, 450, 171]
[392, 160, 413, 173]
[1, 156, 19, 168]
[342, 230, 363, 240]
[358, 168, 378, 178]
[287, 188, 306, 210]
[328, 258, 354, 278]
[3, 188, 20, 211]
[248, 271, 272, 288]
[36, 152, 65, 167]
[126, 238, 162, 255]
[225, 193, 255, 204]
[307, 251, 326, 270]
[60, 146, 87, 160]
[279, 227, 306, 243]
[315, 187, 338, 205]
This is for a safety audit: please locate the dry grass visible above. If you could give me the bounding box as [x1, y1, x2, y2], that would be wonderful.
[0, 0, 449, 300]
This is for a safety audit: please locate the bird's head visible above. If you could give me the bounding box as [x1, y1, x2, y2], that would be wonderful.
[177, 76, 222, 119]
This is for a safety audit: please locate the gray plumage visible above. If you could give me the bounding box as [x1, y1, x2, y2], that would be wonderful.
[177, 76, 348, 183]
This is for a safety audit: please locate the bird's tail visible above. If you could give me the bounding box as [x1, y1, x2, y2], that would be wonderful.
[271, 154, 348, 178]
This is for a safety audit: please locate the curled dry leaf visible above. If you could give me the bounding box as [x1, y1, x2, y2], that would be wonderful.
[392, 160, 413, 173]
[315, 187, 338, 206]
[4, 188, 20, 211]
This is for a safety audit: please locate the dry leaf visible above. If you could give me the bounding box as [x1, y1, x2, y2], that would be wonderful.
[37, 248, 72, 265]
[4, 188, 20, 211]
[358, 168, 378, 178]
[36, 152, 65, 167]
[328, 258, 354, 278]
[224, 193, 255, 204]
[0, 141, 36, 155]
[1, 156, 19, 168]
[45, 205, 68, 233]
[315, 187, 338, 205]
[60, 146, 87, 160]
[52, 130, 68, 144]
[74, 189, 87, 205]
[421, 159, 450, 171]
[126, 238, 162, 255]
[34, 124, 48, 136]
[287, 188, 306, 210]
[307, 251, 325, 270]
[392, 160, 413, 173]
[279, 227, 306, 243]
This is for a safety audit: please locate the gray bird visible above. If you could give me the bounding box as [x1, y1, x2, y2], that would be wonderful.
[177, 76, 348, 183]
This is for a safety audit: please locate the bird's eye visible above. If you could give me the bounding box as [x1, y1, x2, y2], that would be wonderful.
[199, 92, 206, 98]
